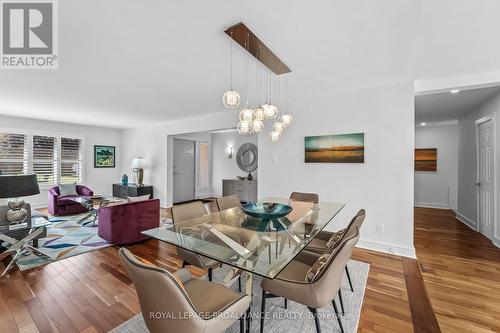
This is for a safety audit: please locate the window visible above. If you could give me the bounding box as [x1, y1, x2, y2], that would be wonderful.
[0, 132, 28, 176]
[61, 137, 83, 184]
[0, 129, 84, 184]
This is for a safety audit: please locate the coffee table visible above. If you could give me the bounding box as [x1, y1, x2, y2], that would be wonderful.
[71, 196, 125, 227]
[0, 217, 51, 277]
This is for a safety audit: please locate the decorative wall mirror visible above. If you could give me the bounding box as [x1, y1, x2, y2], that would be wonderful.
[236, 143, 258, 179]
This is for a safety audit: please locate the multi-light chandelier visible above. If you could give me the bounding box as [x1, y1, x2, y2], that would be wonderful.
[222, 26, 293, 142]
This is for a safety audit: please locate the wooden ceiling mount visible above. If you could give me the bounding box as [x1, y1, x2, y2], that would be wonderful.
[224, 22, 291, 75]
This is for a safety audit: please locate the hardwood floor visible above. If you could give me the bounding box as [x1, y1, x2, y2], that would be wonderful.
[0, 207, 499, 332]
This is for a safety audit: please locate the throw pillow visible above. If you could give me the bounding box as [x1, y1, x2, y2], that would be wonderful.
[305, 254, 330, 282]
[59, 183, 77, 197]
[326, 228, 346, 248]
[127, 194, 151, 203]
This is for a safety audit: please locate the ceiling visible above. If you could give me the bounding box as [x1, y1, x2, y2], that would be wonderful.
[2, 1, 500, 128]
[415, 86, 500, 123]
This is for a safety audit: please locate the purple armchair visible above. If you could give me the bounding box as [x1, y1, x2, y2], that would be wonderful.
[48, 185, 94, 216]
[98, 199, 160, 244]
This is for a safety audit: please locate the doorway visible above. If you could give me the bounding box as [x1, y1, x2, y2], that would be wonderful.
[173, 138, 195, 203]
[476, 117, 495, 240]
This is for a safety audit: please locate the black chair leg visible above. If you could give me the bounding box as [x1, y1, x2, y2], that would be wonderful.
[208, 267, 213, 281]
[332, 299, 345, 333]
[284, 298, 288, 309]
[338, 290, 345, 315]
[260, 290, 266, 333]
[181, 260, 186, 268]
[307, 307, 321, 333]
[345, 266, 354, 292]
[246, 307, 251, 333]
[238, 275, 242, 292]
[239, 317, 244, 333]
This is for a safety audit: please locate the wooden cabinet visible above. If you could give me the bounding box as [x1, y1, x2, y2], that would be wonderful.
[222, 179, 257, 203]
[113, 184, 154, 199]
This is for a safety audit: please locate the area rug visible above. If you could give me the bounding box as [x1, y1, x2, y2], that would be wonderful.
[15, 214, 112, 271]
[109, 259, 369, 333]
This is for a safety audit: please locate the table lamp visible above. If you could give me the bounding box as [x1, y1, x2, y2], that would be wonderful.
[131, 157, 150, 187]
[0, 175, 40, 224]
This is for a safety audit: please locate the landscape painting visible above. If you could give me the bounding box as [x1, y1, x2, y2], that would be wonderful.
[94, 145, 115, 168]
[305, 133, 365, 163]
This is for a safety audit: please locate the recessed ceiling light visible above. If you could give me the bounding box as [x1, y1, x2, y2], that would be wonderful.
[451, 89, 460, 94]
[420, 122, 427, 126]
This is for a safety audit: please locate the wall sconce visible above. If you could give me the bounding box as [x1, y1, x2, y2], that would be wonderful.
[226, 146, 233, 159]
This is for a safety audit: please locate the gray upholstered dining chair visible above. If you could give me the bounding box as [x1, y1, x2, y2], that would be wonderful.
[216, 195, 242, 212]
[259, 228, 361, 333]
[119, 248, 250, 333]
[171, 201, 220, 281]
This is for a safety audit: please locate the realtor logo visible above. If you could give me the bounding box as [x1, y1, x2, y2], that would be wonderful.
[1, 0, 58, 69]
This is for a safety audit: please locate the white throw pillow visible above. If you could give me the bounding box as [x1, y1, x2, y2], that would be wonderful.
[59, 183, 77, 197]
[127, 195, 151, 203]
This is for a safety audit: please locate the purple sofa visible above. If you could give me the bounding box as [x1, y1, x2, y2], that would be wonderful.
[98, 199, 160, 244]
[48, 185, 94, 216]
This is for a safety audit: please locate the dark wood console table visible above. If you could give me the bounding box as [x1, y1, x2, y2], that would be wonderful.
[112, 184, 153, 199]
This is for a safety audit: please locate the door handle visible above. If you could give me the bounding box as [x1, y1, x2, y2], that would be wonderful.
[475, 182, 481, 186]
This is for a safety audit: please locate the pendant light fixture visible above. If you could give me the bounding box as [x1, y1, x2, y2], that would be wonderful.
[237, 33, 254, 134]
[223, 30, 241, 109]
[253, 45, 265, 124]
[280, 74, 293, 126]
[263, 71, 278, 120]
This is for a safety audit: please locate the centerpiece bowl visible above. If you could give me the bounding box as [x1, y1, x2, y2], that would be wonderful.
[241, 202, 292, 220]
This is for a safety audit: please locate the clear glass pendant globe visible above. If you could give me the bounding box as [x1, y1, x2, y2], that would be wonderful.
[263, 104, 278, 120]
[270, 130, 280, 142]
[272, 121, 285, 134]
[281, 114, 293, 126]
[254, 107, 265, 121]
[252, 120, 264, 133]
[223, 90, 241, 109]
[237, 120, 251, 134]
[239, 107, 255, 122]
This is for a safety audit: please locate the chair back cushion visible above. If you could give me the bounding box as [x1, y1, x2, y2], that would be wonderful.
[59, 183, 77, 197]
[216, 195, 241, 212]
[171, 201, 207, 224]
[305, 254, 329, 282]
[289, 192, 319, 203]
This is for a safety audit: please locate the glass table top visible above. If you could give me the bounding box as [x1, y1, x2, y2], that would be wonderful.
[0, 217, 51, 233]
[142, 197, 344, 279]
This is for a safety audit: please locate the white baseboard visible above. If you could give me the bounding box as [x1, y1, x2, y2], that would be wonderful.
[455, 211, 477, 230]
[414, 202, 450, 209]
[356, 239, 416, 259]
[492, 238, 500, 248]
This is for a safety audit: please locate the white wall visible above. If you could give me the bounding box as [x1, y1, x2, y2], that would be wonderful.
[211, 131, 258, 196]
[0, 115, 122, 208]
[414, 125, 458, 209]
[457, 92, 500, 246]
[258, 82, 415, 257]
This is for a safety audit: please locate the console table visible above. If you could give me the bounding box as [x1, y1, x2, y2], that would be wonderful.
[222, 179, 257, 203]
[113, 184, 153, 199]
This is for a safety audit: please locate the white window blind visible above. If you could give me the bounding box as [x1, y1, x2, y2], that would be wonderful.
[60, 137, 83, 184]
[0, 132, 28, 176]
[32, 135, 58, 185]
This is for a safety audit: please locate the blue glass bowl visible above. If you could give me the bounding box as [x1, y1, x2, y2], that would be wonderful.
[241, 202, 293, 220]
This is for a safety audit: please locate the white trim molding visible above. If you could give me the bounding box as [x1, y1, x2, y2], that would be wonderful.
[455, 211, 477, 230]
[357, 239, 416, 259]
[414, 202, 450, 209]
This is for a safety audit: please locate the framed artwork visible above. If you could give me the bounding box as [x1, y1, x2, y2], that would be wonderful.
[415, 148, 437, 171]
[94, 145, 116, 168]
[305, 133, 365, 163]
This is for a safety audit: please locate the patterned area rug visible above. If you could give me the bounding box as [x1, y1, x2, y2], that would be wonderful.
[109, 260, 369, 333]
[16, 214, 112, 271]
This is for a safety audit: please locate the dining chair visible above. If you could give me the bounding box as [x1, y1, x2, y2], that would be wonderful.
[216, 195, 242, 212]
[171, 201, 220, 281]
[119, 248, 250, 333]
[260, 228, 360, 333]
[305, 209, 366, 295]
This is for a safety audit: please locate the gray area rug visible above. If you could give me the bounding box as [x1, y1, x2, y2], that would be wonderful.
[109, 259, 369, 333]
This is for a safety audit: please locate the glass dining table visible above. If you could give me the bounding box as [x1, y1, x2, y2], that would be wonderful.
[142, 197, 344, 293]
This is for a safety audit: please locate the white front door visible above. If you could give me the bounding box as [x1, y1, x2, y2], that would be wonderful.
[173, 138, 195, 203]
[477, 119, 495, 239]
